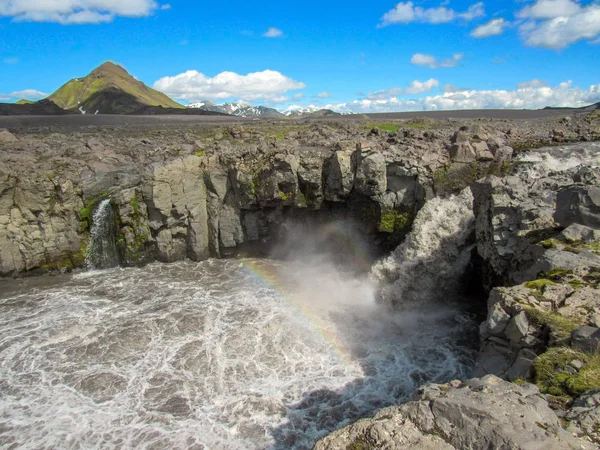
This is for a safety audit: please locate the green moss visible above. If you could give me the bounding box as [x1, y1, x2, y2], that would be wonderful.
[513, 378, 527, 386]
[524, 307, 580, 340]
[278, 190, 294, 201]
[79, 200, 96, 232]
[535, 347, 600, 398]
[525, 279, 557, 290]
[194, 151, 206, 157]
[379, 208, 412, 234]
[541, 268, 574, 281]
[539, 238, 560, 249]
[347, 436, 375, 450]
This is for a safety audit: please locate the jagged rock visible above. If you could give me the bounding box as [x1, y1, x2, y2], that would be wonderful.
[354, 151, 387, 196]
[560, 223, 600, 243]
[566, 390, 600, 444]
[555, 186, 600, 229]
[571, 326, 600, 353]
[449, 142, 476, 163]
[314, 375, 594, 450]
[324, 146, 356, 201]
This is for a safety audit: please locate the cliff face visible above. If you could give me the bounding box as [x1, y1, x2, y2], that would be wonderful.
[0, 115, 597, 277]
[0, 122, 438, 275]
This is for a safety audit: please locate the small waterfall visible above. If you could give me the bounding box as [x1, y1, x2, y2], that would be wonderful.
[85, 199, 120, 270]
[372, 187, 475, 307]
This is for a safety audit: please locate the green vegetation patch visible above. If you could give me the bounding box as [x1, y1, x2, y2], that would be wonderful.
[524, 279, 557, 290]
[524, 307, 580, 341]
[79, 200, 96, 232]
[379, 208, 413, 234]
[347, 436, 375, 450]
[535, 347, 600, 398]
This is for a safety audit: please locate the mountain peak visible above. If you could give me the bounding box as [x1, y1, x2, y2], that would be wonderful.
[48, 60, 183, 113]
[90, 61, 130, 78]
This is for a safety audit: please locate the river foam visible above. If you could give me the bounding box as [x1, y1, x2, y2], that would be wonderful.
[0, 258, 476, 449]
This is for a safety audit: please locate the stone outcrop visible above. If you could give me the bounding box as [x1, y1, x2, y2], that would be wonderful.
[471, 148, 600, 289]
[314, 375, 594, 450]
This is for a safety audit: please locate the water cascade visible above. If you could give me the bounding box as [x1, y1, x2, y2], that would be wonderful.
[85, 199, 120, 270]
[372, 187, 476, 308]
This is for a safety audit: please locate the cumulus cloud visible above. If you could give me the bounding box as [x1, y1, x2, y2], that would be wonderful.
[378, 1, 484, 26]
[471, 18, 507, 38]
[321, 80, 600, 113]
[0, 0, 158, 24]
[517, 0, 581, 20]
[366, 79, 440, 100]
[153, 69, 306, 103]
[263, 27, 283, 38]
[0, 89, 48, 102]
[410, 53, 463, 68]
[517, 0, 600, 48]
[315, 92, 331, 98]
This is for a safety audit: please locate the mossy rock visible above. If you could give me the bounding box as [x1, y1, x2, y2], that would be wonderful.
[524, 307, 580, 341]
[535, 347, 600, 398]
[346, 436, 375, 450]
[525, 279, 557, 290]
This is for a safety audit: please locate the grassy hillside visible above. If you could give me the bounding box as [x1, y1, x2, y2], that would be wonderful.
[48, 62, 183, 114]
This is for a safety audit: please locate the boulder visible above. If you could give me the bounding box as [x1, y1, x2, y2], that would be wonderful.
[314, 375, 594, 450]
[571, 326, 600, 353]
[0, 129, 17, 143]
[555, 186, 600, 229]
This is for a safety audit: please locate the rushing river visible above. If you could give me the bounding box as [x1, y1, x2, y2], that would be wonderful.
[0, 256, 477, 449]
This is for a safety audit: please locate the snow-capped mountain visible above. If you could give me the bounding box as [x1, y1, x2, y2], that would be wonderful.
[187, 101, 283, 117]
[285, 107, 340, 118]
[187, 101, 345, 118]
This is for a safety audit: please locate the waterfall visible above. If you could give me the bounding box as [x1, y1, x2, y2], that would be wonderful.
[371, 187, 476, 308]
[85, 199, 120, 270]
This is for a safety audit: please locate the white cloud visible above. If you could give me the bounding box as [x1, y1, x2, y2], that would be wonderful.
[322, 80, 600, 113]
[315, 91, 331, 98]
[2, 57, 19, 64]
[517, 1, 600, 48]
[366, 79, 440, 100]
[263, 27, 283, 38]
[410, 53, 463, 68]
[160, 4, 171, 10]
[517, 0, 581, 20]
[0, 89, 47, 102]
[471, 18, 507, 38]
[378, 1, 485, 26]
[153, 69, 306, 103]
[0, 0, 158, 24]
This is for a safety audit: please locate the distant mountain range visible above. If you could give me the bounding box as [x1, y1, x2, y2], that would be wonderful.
[187, 101, 342, 118]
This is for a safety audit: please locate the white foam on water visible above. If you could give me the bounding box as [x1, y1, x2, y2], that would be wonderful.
[372, 187, 476, 307]
[515, 141, 600, 180]
[0, 259, 476, 450]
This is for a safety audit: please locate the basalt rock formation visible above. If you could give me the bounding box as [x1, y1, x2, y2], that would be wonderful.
[1, 114, 597, 276]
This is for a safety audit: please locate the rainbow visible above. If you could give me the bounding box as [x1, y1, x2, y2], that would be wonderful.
[237, 257, 356, 366]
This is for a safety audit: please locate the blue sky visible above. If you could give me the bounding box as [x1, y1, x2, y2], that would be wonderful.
[0, 0, 599, 112]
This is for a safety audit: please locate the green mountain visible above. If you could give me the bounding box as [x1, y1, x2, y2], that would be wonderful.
[15, 99, 34, 105]
[48, 62, 184, 114]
